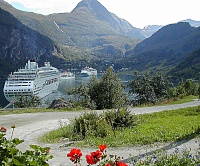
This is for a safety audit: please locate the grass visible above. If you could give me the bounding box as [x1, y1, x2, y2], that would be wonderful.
[0, 108, 60, 115]
[158, 95, 198, 105]
[137, 95, 198, 107]
[40, 106, 200, 147]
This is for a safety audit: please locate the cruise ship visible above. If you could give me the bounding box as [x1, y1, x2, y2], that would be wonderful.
[60, 71, 75, 79]
[3, 60, 60, 102]
[81, 67, 97, 76]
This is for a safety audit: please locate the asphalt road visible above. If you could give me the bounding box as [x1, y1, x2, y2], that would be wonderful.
[0, 100, 200, 165]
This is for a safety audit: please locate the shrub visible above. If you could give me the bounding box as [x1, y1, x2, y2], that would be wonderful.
[48, 98, 75, 109]
[0, 126, 53, 165]
[69, 109, 136, 141]
[104, 109, 136, 130]
[14, 94, 41, 108]
[71, 112, 112, 140]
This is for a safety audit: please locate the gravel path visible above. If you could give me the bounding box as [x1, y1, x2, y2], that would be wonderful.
[0, 100, 200, 165]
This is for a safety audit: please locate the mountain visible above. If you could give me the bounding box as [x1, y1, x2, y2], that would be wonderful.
[139, 19, 200, 38]
[0, 0, 143, 75]
[0, 7, 65, 77]
[46, 0, 143, 59]
[124, 22, 200, 73]
[181, 19, 200, 27]
[72, 0, 145, 40]
[168, 48, 200, 80]
[140, 25, 163, 38]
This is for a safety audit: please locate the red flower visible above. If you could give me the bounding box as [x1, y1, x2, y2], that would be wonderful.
[86, 154, 96, 165]
[0, 126, 7, 133]
[67, 148, 82, 164]
[117, 161, 128, 166]
[86, 150, 102, 165]
[99, 144, 107, 152]
[105, 164, 111, 166]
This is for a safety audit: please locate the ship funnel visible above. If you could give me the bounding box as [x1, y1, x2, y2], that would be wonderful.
[44, 62, 51, 67]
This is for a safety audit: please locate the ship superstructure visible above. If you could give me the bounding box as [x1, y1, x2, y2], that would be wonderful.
[3, 60, 60, 102]
[60, 71, 75, 79]
[81, 67, 97, 76]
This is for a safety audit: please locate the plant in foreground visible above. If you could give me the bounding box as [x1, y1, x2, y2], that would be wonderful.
[67, 143, 200, 166]
[0, 125, 53, 165]
[67, 144, 128, 166]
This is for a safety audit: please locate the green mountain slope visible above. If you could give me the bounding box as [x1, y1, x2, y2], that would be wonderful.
[0, 7, 64, 76]
[125, 22, 200, 72]
[168, 48, 200, 80]
[0, 0, 141, 61]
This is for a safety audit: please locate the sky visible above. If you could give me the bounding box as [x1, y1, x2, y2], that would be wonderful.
[4, 0, 200, 28]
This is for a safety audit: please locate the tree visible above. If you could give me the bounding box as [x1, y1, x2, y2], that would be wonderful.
[173, 79, 199, 98]
[129, 71, 157, 105]
[68, 66, 129, 109]
[151, 71, 172, 100]
[129, 71, 172, 105]
[91, 66, 129, 109]
[14, 94, 41, 108]
[184, 79, 193, 95]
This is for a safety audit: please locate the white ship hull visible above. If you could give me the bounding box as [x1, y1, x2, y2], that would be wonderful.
[60, 72, 75, 79]
[3, 60, 60, 102]
[61, 76, 75, 79]
[81, 67, 97, 77]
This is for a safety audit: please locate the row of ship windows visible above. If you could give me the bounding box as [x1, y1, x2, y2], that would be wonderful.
[39, 74, 58, 78]
[45, 78, 58, 85]
[33, 88, 41, 93]
[5, 94, 31, 97]
[7, 82, 32, 84]
[6, 85, 31, 87]
[4, 89, 31, 92]
[5, 92, 31, 95]
[9, 75, 35, 78]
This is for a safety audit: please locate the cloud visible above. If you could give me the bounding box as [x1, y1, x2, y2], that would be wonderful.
[6, 0, 81, 15]
[3, 0, 200, 28]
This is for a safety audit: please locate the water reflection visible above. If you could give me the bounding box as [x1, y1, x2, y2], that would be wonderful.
[42, 74, 134, 103]
[42, 76, 92, 103]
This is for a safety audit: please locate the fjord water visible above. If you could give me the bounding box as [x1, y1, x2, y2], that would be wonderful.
[0, 74, 134, 108]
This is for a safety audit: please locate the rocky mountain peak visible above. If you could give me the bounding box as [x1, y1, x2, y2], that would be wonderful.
[0, 0, 11, 6]
[73, 0, 110, 21]
[72, 0, 145, 39]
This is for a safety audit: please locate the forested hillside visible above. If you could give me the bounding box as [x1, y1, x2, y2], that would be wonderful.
[168, 48, 200, 80]
[124, 22, 200, 74]
[0, 8, 64, 77]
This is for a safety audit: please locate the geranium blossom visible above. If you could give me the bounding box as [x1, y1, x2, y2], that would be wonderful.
[0, 126, 7, 132]
[104, 161, 128, 166]
[67, 144, 129, 166]
[67, 148, 82, 164]
[86, 150, 102, 164]
[117, 161, 128, 166]
[99, 144, 107, 152]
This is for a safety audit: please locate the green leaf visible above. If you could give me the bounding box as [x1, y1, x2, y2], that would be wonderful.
[29, 144, 40, 151]
[12, 138, 24, 145]
[13, 158, 22, 165]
